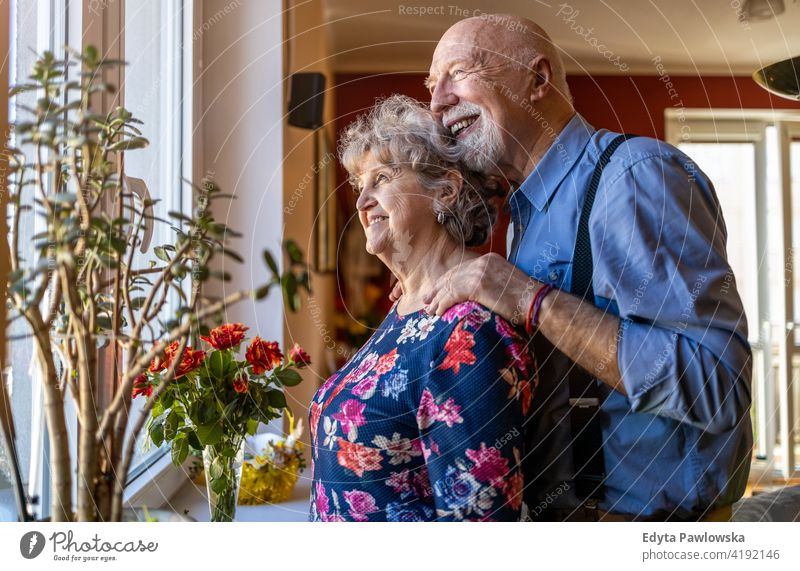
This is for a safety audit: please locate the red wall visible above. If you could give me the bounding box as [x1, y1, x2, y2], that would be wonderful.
[568, 75, 800, 140]
[334, 72, 800, 257]
[331, 72, 800, 331]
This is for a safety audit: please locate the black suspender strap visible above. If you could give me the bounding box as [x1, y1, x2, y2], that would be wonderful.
[568, 133, 639, 503]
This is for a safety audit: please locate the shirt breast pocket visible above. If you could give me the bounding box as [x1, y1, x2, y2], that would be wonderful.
[530, 259, 572, 290]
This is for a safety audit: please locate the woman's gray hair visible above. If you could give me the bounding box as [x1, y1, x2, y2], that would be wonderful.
[338, 94, 499, 248]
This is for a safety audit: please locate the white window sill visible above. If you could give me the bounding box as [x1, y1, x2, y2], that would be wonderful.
[166, 476, 311, 522]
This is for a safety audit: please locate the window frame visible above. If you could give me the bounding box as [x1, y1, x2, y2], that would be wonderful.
[80, 0, 201, 500]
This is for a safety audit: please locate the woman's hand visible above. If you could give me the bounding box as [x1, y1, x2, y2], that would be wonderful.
[421, 253, 540, 328]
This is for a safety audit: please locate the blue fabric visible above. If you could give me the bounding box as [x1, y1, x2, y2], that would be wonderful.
[512, 113, 753, 518]
[308, 302, 533, 521]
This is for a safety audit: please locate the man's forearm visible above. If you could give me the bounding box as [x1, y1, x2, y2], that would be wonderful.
[530, 285, 626, 395]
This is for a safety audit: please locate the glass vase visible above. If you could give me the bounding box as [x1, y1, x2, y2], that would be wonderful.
[202, 438, 245, 522]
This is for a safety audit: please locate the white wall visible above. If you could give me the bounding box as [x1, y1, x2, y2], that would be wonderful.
[200, 0, 285, 346]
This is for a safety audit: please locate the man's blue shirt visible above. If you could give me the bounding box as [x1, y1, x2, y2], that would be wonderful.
[510, 113, 753, 518]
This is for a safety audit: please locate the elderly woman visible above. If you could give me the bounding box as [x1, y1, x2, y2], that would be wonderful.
[308, 95, 534, 522]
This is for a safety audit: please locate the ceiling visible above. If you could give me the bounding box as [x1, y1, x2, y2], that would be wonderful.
[322, 0, 800, 75]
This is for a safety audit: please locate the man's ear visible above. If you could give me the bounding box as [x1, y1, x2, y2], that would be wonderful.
[527, 54, 553, 103]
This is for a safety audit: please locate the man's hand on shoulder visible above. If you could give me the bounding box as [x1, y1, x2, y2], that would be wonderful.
[421, 252, 540, 327]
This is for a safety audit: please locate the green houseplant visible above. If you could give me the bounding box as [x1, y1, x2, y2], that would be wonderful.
[3, 46, 310, 522]
[137, 324, 311, 521]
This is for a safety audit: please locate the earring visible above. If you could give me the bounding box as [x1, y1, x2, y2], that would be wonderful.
[437, 211, 446, 224]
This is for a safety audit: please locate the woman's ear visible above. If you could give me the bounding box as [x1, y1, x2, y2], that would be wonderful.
[439, 169, 464, 209]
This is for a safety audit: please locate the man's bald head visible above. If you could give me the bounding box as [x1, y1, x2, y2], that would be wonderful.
[435, 14, 571, 102]
[427, 14, 575, 180]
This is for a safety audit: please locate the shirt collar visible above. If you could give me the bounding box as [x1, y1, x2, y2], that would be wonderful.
[515, 113, 595, 211]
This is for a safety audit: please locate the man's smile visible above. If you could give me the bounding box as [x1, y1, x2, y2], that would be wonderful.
[447, 114, 479, 137]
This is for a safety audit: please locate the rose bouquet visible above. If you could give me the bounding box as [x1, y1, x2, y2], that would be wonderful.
[137, 324, 310, 521]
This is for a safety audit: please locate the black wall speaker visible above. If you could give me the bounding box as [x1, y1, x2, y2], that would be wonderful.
[287, 72, 326, 129]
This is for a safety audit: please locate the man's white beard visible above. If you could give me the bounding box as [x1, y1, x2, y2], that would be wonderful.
[456, 114, 504, 173]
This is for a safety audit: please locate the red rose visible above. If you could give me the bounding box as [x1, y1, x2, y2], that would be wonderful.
[246, 336, 283, 374]
[173, 347, 206, 379]
[289, 343, 311, 368]
[148, 340, 180, 373]
[152, 341, 205, 379]
[132, 374, 152, 399]
[232, 371, 249, 394]
[200, 322, 249, 350]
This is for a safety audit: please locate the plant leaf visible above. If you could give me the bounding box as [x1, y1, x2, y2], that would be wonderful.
[266, 389, 287, 409]
[171, 435, 189, 465]
[274, 368, 302, 387]
[206, 350, 226, 380]
[263, 250, 279, 276]
[196, 422, 223, 446]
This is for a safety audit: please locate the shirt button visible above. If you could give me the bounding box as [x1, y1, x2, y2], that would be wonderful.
[549, 270, 559, 282]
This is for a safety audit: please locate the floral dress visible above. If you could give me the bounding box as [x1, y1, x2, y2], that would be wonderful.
[308, 300, 535, 522]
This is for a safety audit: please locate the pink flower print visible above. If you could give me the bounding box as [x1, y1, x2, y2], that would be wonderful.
[317, 373, 339, 400]
[465, 443, 511, 486]
[322, 513, 346, 522]
[442, 301, 481, 323]
[355, 352, 379, 377]
[386, 469, 412, 494]
[420, 438, 439, 461]
[332, 399, 366, 439]
[463, 307, 491, 330]
[315, 481, 330, 516]
[416, 388, 440, 429]
[375, 348, 399, 375]
[506, 340, 534, 376]
[352, 374, 378, 399]
[495, 315, 517, 339]
[343, 490, 379, 522]
[343, 351, 378, 386]
[435, 397, 463, 427]
[411, 467, 434, 502]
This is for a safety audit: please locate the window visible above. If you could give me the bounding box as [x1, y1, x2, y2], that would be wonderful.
[3, 0, 69, 523]
[2, 0, 194, 520]
[119, 0, 192, 489]
[667, 109, 800, 482]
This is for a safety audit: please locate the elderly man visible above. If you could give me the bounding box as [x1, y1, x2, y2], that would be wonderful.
[416, 14, 752, 521]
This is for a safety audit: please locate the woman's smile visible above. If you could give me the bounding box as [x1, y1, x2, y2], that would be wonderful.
[366, 214, 389, 228]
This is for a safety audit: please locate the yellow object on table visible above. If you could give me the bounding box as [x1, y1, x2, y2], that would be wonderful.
[239, 453, 302, 505]
[238, 416, 305, 505]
